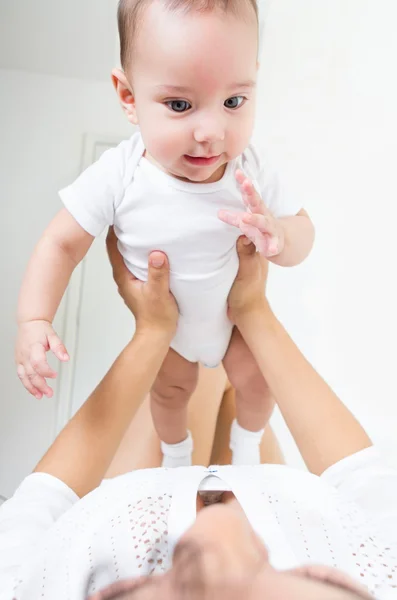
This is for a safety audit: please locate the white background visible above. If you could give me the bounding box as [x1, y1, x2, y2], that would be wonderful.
[1, 0, 397, 498]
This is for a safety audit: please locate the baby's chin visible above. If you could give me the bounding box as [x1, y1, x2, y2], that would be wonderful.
[175, 162, 228, 184]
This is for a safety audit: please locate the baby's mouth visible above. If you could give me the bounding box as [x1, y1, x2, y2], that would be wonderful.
[184, 154, 221, 167]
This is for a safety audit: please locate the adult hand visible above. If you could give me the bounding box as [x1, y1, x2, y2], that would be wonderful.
[106, 227, 178, 338]
[228, 236, 270, 325]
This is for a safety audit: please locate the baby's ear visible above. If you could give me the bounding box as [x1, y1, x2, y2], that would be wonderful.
[111, 68, 138, 125]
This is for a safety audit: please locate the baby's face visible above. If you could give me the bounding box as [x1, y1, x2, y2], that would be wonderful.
[126, 2, 258, 183]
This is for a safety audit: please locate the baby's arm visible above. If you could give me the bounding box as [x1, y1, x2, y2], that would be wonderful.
[219, 170, 315, 266]
[269, 207, 314, 267]
[16, 208, 94, 399]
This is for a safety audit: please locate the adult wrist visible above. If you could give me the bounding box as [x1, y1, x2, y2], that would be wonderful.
[134, 322, 175, 345]
[234, 299, 274, 332]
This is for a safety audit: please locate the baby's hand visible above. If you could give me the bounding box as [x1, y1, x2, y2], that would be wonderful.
[15, 320, 69, 399]
[218, 170, 285, 257]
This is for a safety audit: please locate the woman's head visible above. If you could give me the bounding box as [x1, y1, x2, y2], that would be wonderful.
[91, 499, 372, 599]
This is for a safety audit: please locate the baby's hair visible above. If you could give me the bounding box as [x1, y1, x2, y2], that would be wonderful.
[117, 0, 258, 70]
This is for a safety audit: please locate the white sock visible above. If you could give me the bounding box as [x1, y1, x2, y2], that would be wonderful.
[161, 431, 193, 468]
[230, 419, 264, 466]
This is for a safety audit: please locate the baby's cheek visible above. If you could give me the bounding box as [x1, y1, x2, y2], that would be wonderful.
[144, 132, 171, 161]
[150, 118, 186, 156]
[228, 124, 254, 160]
[139, 112, 180, 160]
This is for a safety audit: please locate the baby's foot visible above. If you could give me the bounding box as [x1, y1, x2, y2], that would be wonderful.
[161, 431, 193, 468]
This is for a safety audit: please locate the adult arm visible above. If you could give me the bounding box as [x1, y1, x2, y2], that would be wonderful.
[0, 234, 177, 595]
[34, 229, 178, 497]
[230, 239, 372, 475]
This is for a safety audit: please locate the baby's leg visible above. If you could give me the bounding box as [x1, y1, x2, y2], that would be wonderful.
[151, 348, 199, 467]
[105, 364, 227, 477]
[223, 328, 275, 465]
[210, 381, 284, 466]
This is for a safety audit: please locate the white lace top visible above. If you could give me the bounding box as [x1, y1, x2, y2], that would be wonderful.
[0, 447, 396, 600]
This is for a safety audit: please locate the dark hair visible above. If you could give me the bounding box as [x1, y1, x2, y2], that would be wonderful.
[117, 0, 258, 70]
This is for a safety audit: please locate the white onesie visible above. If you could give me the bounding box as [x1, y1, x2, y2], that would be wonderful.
[60, 133, 302, 366]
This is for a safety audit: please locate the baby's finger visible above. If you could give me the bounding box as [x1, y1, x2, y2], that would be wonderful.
[25, 364, 54, 398]
[30, 343, 57, 378]
[267, 238, 280, 256]
[242, 183, 267, 216]
[235, 170, 267, 216]
[242, 213, 277, 237]
[218, 209, 244, 228]
[235, 169, 246, 186]
[240, 222, 271, 256]
[243, 215, 280, 255]
[235, 170, 256, 205]
[239, 221, 260, 245]
[48, 334, 69, 362]
[17, 364, 43, 399]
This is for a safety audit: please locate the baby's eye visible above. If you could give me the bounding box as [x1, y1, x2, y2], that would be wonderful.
[166, 100, 192, 113]
[224, 96, 245, 109]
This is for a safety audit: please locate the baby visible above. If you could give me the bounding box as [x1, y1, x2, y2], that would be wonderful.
[15, 0, 315, 467]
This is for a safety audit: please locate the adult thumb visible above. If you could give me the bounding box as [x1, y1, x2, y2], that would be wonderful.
[235, 236, 258, 280]
[148, 251, 170, 289]
[237, 236, 256, 259]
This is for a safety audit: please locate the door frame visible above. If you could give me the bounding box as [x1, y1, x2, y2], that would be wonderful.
[54, 133, 125, 435]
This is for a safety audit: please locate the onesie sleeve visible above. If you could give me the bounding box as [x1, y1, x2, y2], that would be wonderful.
[0, 473, 79, 598]
[321, 446, 397, 541]
[242, 144, 304, 218]
[59, 136, 138, 237]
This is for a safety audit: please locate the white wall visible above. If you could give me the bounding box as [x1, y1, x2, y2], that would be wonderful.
[0, 0, 119, 81]
[257, 0, 397, 467]
[0, 69, 129, 497]
[1, 0, 397, 497]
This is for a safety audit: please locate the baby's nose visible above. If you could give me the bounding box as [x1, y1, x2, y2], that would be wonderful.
[193, 117, 225, 143]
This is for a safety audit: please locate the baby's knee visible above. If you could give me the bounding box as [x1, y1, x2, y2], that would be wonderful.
[152, 360, 199, 408]
[236, 366, 270, 400]
[225, 345, 264, 390]
[235, 370, 274, 424]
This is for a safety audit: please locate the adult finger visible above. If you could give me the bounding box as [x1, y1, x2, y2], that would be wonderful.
[236, 236, 269, 281]
[237, 236, 256, 277]
[30, 342, 57, 378]
[106, 226, 124, 276]
[147, 251, 170, 292]
[105, 226, 118, 261]
[106, 227, 136, 286]
[17, 364, 43, 399]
